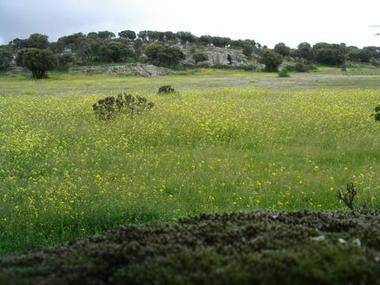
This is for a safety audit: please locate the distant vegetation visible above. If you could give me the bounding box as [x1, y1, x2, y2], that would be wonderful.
[0, 30, 379, 78]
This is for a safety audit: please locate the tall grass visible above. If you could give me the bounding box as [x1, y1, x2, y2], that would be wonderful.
[0, 72, 380, 253]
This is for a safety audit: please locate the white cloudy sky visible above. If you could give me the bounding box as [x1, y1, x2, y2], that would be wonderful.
[0, 0, 379, 47]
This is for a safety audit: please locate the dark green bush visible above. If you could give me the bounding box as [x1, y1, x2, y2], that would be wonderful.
[24, 33, 49, 49]
[176, 31, 197, 44]
[56, 53, 74, 71]
[294, 62, 310, 72]
[97, 31, 116, 40]
[199, 35, 212, 45]
[349, 46, 379, 63]
[313, 43, 347, 66]
[274, 42, 291, 57]
[278, 68, 290, 77]
[99, 41, 134, 62]
[0, 47, 13, 71]
[93, 93, 154, 120]
[158, 85, 175, 94]
[118, 30, 136, 40]
[261, 49, 283, 72]
[296, 42, 314, 61]
[374, 105, 380, 121]
[16, 48, 56, 79]
[211, 36, 232, 48]
[145, 43, 185, 68]
[192, 53, 208, 64]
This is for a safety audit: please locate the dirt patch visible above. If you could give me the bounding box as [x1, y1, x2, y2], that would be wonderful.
[1, 211, 380, 284]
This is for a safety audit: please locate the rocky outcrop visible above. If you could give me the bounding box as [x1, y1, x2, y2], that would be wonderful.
[181, 45, 261, 68]
[71, 63, 171, 77]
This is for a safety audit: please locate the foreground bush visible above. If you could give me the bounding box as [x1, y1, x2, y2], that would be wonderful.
[1, 211, 379, 285]
[92, 93, 154, 120]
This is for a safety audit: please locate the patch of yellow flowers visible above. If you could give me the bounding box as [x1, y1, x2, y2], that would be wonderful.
[0, 87, 379, 251]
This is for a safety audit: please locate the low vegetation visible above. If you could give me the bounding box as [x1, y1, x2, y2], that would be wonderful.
[158, 85, 176, 94]
[278, 68, 290, 77]
[92, 93, 154, 120]
[1, 211, 379, 284]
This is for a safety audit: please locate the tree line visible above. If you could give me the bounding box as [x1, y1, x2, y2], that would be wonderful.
[0, 30, 379, 78]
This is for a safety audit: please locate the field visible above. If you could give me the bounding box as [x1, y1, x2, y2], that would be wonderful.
[1, 68, 380, 255]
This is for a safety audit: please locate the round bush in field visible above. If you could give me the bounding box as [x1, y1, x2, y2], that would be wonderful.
[278, 68, 290, 77]
[16, 48, 56, 79]
[93, 93, 154, 120]
[158, 85, 175, 94]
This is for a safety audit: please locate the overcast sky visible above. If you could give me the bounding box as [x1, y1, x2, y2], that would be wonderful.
[0, 0, 379, 47]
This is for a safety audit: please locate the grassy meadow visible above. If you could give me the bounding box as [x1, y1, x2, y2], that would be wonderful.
[1, 68, 380, 253]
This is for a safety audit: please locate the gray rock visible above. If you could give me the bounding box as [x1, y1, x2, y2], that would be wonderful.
[338, 238, 347, 244]
[71, 63, 171, 77]
[311, 235, 326, 242]
[351, 238, 361, 247]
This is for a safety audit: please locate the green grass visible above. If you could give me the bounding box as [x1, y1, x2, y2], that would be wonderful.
[0, 68, 380, 254]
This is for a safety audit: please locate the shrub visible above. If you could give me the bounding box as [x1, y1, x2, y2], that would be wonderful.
[158, 85, 175, 94]
[8, 38, 26, 50]
[24, 33, 49, 49]
[93, 93, 154, 120]
[145, 43, 185, 68]
[199, 35, 212, 45]
[274, 42, 291, 57]
[296, 42, 314, 61]
[349, 46, 379, 63]
[370, 58, 380, 67]
[0, 47, 13, 71]
[294, 62, 310, 72]
[337, 183, 358, 210]
[97, 31, 116, 40]
[211, 36, 232, 48]
[176, 31, 197, 44]
[313, 43, 347, 66]
[99, 41, 134, 62]
[118, 30, 136, 40]
[242, 64, 260, 71]
[242, 44, 254, 58]
[278, 68, 290, 77]
[374, 105, 380, 121]
[192, 53, 208, 64]
[56, 53, 74, 71]
[260, 49, 283, 72]
[16, 48, 56, 79]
